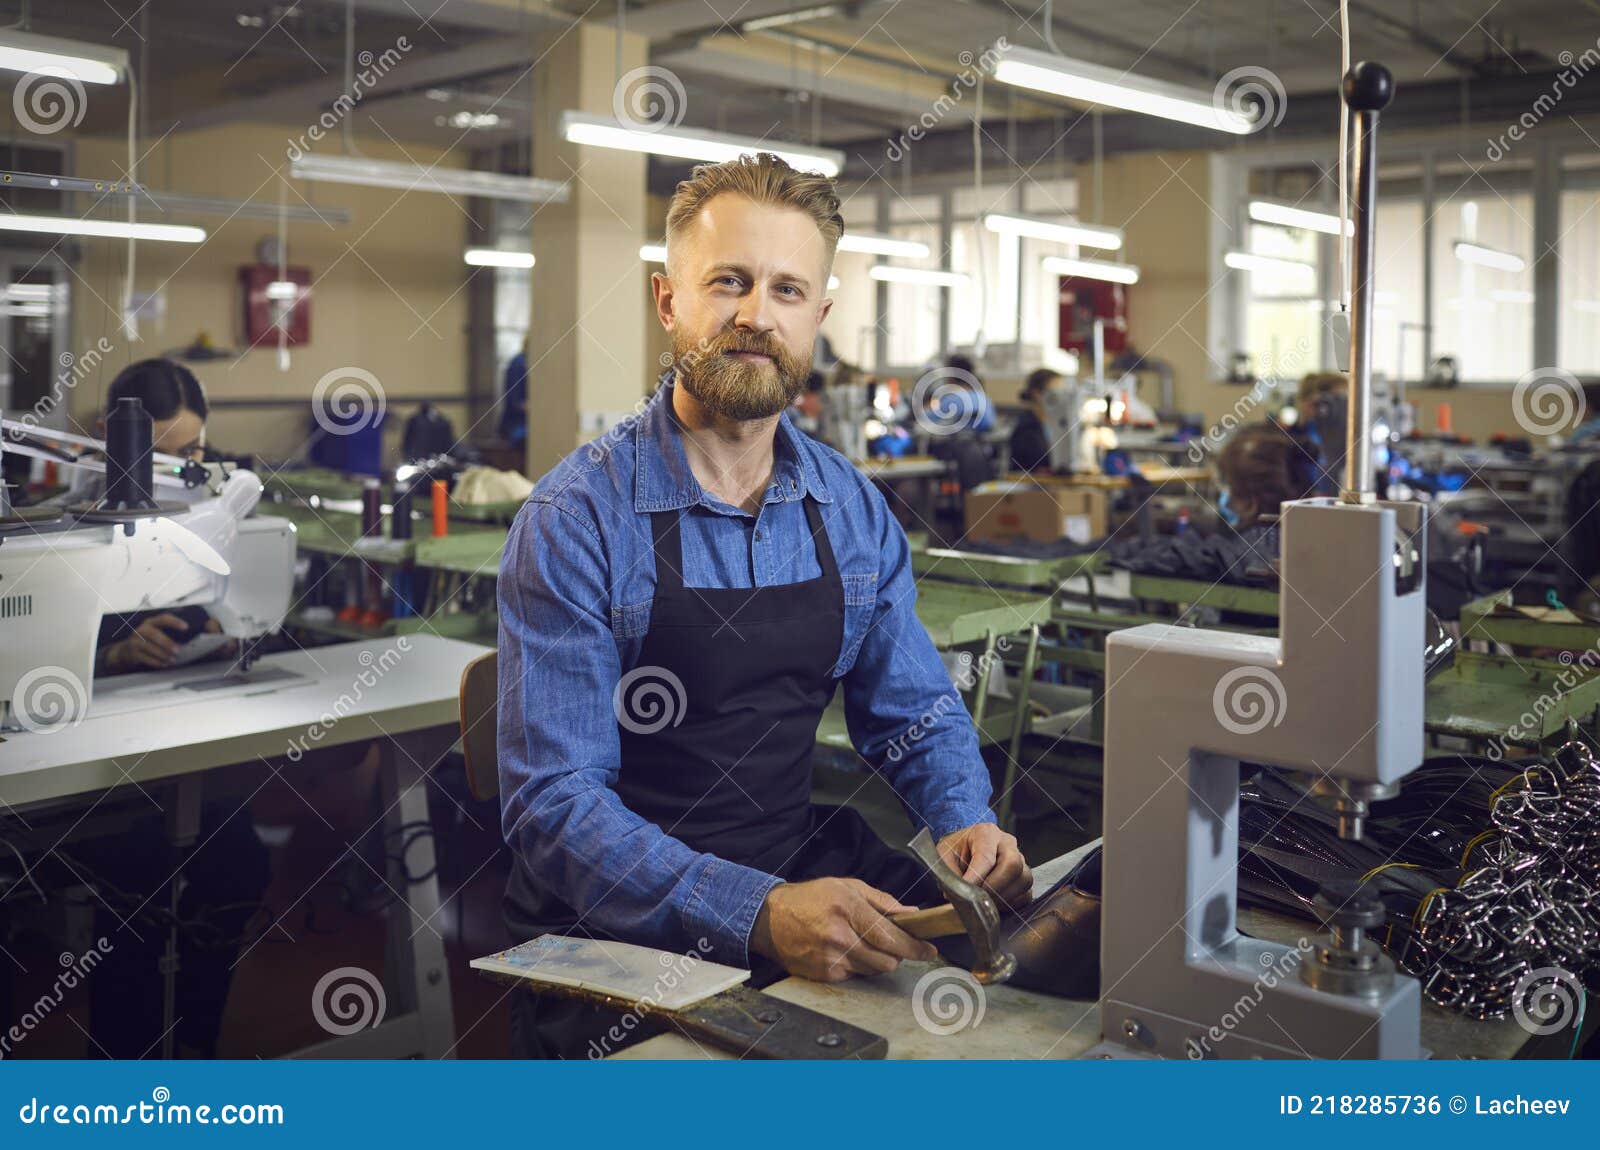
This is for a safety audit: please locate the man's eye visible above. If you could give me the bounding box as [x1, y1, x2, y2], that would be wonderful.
[715, 276, 742, 287]
[776, 285, 801, 297]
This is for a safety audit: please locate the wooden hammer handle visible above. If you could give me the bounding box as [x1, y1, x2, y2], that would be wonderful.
[890, 903, 965, 940]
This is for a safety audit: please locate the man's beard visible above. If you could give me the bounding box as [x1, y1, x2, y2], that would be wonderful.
[672, 328, 809, 420]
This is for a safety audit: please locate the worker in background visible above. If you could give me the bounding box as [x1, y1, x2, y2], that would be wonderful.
[922, 354, 996, 490]
[1009, 368, 1063, 474]
[498, 153, 1031, 1059]
[498, 337, 530, 445]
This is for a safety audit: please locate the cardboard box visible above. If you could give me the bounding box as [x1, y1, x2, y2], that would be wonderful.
[964, 480, 1107, 544]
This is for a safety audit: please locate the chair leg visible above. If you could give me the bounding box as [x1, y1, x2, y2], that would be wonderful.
[996, 624, 1041, 834]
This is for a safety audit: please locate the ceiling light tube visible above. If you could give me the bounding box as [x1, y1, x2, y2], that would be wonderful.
[290, 154, 569, 204]
[0, 213, 204, 243]
[465, 247, 535, 269]
[836, 232, 929, 258]
[1247, 200, 1353, 236]
[741, 4, 841, 32]
[0, 30, 127, 85]
[991, 43, 1254, 134]
[561, 111, 843, 177]
[982, 212, 1123, 251]
[1453, 240, 1526, 273]
[1224, 250, 1314, 277]
[868, 265, 968, 287]
[1041, 255, 1140, 285]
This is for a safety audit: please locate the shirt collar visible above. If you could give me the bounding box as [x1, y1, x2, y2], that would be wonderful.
[633, 373, 832, 513]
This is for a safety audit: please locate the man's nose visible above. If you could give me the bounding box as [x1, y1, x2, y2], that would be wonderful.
[733, 289, 775, 333]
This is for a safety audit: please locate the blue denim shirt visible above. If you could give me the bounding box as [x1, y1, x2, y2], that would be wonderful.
[496, 379, 996, 967]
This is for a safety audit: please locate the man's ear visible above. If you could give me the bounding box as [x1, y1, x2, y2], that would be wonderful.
[815, 294, 833, 326]
[651, 271, 675, 333]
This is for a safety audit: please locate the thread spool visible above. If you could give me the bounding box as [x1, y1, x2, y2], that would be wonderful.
[431, 479, 448, 537]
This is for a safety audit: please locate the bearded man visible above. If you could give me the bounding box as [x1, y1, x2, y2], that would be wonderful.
[496, 153, 1030, 1058]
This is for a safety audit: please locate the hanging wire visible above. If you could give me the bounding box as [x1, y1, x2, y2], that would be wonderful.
[121, 66, 139, 342]
[343, 0, 364, 156]
[1337, 0, 1352, 312]
[971, 73, 988, 356]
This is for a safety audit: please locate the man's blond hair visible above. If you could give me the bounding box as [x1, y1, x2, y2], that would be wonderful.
[664, 152, 844, 274]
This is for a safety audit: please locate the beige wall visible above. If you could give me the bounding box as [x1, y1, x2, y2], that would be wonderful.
[67, 124, 472, 463]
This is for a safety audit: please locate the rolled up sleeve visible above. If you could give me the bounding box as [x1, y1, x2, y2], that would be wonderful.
[496, 498, 781, 966]
[838, 494, 997, 839]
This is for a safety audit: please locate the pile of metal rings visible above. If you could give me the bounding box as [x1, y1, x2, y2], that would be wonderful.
[1401, 742, 1600, 1021]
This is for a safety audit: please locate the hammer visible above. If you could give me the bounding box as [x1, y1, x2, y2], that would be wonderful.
[890, 828, 1017, 985]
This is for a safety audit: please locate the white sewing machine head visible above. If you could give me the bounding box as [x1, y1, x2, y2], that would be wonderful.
[1, 417, 295, 732]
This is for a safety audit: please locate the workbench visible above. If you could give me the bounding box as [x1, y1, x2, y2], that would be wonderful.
[0, 635, 485, 1060]
[856, 455, 954, 536]
[616, 843, 1561, 1061]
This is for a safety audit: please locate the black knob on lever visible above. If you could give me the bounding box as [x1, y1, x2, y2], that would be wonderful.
[1342, 60, 1394, 112]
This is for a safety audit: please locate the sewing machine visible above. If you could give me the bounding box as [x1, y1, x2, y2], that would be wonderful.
[1090, 62, 1427, 1060]
[0, 405, 295, 731]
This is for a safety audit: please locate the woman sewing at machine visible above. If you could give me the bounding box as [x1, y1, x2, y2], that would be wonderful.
[1009, 368, 1064, 474]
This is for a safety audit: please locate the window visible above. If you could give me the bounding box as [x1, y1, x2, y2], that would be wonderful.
[1429, 184, 1533, 382]
[1560, 171, 1600, 373]
[1372, 198, 1425, 381]
[1242, 222, 1320, 379]
[823, 191, 881, 369]
[884, 193, 943, 368]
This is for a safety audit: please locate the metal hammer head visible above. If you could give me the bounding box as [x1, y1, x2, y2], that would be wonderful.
[908, 828, 1017, 985]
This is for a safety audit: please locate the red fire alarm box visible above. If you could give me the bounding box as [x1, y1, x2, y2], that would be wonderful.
[240, 265, 311, 346]
[1057, 275, 1127, 355]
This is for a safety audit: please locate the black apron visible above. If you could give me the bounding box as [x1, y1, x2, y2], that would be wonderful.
[505, 496, 940, 1058]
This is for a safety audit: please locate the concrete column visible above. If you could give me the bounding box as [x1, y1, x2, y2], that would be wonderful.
[528, 23, 650, 479]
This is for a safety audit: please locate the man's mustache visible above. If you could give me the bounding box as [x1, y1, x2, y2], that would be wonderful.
[709, 331, 786, 359]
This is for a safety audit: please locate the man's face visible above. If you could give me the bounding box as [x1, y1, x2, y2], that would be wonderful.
[652, 193, 833, 421]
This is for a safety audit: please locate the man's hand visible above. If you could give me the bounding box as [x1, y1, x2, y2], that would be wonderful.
[101, 613, 190, 674]
[937, 822, 1033, 913]
[750, 877, 938, 982]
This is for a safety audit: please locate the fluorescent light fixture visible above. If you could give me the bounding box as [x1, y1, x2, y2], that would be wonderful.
[0, 213, 204, 243]
[264, 280, 301, 301]
[1453, 240, 1525, 273]
[991, 43, 1254, 134]
[742, 4, 840, 31]
[0, 302, 51, 317]
[1247, 200, 1352, 236]
[1041, 255, 1140, 285]
[982, 212, 1123, 251]
[561, 111, 843, 177]
[290, 154, 569, 204]
[4, 284, 56, 302]
[640, 243, 667, 263]
[464, 248, 535, 269]
[868, 265, 968, 287]
[447, 110, 501, 130]
[0, 30, 128, 85]
[1224, 250, 1315, 277]
[836, 232, 929, 258]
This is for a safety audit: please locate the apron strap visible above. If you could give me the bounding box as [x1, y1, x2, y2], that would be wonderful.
[802, 496, 840, 581]
[649, 507, 686, 592]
